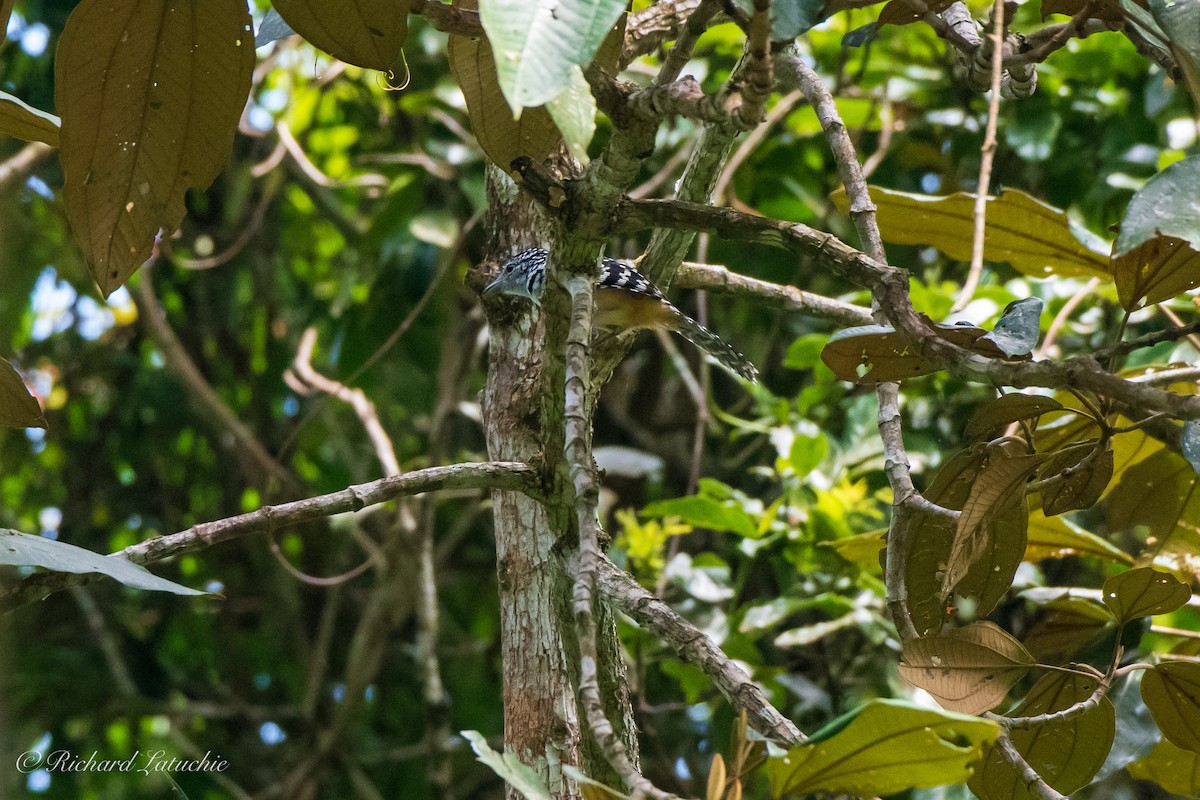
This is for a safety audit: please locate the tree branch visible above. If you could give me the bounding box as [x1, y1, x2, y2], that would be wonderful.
[675, 261, 873, 326]
[597, 556, 806, 747]
[0, 462, 538, 614]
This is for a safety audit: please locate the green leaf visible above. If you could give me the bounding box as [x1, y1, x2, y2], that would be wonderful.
[964, 393, 1063, 441]
[830, 186, 1112, 280]
[1127, 738, 1200, 796]
[448, 2, 562, 171]
[0, 91, 60, 146]
[774, 612, 860, 648]
[788, 433, 829, 476]
[462, 730, 553, 800]
[898, 621, 1035, 714]
[737, 0, 828, 39]
[271, 0, 408, 71]
[784, 333, 829, 369]
[1147, 0, 1200, 115]
[0, 530, 204, 595]
[1141, 661, 1200, 753]
[1102, 567, 1191, 623]
[767, 699, 1001, 797]
[642, 496, 757, 538]
[979, 297, 1043, 356]
[739, 597, 806, 633]
[479, 0, 626, 112]
[0, 357, 46, 429]
[1113, 156, 1200, 308]
[543, 65, 595, 165]
[56, 0, 255, 297]
[1183, 419, 1200, 477]
[970, 671, 1115, 800]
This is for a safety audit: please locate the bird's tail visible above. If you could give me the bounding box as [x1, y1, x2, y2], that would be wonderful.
[672, 313, 758, 381]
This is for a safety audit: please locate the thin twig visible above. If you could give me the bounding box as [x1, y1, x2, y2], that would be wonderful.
[952, 0, 1007, 314]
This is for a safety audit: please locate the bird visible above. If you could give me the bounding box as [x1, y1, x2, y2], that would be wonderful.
[483, 248, 757, 381]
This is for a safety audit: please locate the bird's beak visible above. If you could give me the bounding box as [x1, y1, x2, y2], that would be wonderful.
[483, 275, 502, 296]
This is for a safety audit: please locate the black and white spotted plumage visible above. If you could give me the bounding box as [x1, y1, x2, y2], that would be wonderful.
[484, 248, 757, 381]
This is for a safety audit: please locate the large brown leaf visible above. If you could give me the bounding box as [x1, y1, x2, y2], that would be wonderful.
[0, 356, 45, 429]
[898, 622, 1034, 714]
[56, 0, 254, 297]
[447, 0, 560, 171]
[906, 446, 1027, 635]
[272, 0, 409, 72]
[942, 441, 1045, 602]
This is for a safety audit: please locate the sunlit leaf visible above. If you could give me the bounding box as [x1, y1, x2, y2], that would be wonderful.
[0, 91, 60, 146]
[544, 65, 595, 165]
[0, 356, 45, 429]
[272, 0, 408, 71]
[1113, 156, 1200, 308]
[1105, 448, 1200, 580]
[643, 496, 757, 538]
[1102, 567, 1191, 623]
[448, 0, 562, 171]
[56, 0, 255, 297]
[970, 672, 1115, 800]
[562, 765, 627, 799]
[964, 393, 1063, 441]
[1024, 507, 1132, 564]
[829, 186, 1111, 279]
[774, 612, 860, 647]
[707, 753, 726, 800]
[463, 730, 554, 800]
[1127, 738, 1200, 796]
[479, 0, 626, 112]
[767, 699, 1000, 797]
[899, 622, 1035, 714]
[1141, 661, 1200, 753]
[0, 530, 204, 595]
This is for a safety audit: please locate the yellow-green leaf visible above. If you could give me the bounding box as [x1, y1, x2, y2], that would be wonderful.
[898, 621, 1035, 714]
[1141, 661, 1200, 753]
[970, 671, 1115, 800]
[0, 356, 46, 429]
[271, 0, 409, 72]
[1127, 738, 1200, 795]
[56, 0, 255, 297]
[829, 185, 1112, 280]
[1102, 567, 1191, 623]
[767, 699, 1000, 797]
[964, 393, 1063, 441]
[1105, 447, 1200, 580]
[1024, 507, 1133, 564]
[0, 91, 60, 146]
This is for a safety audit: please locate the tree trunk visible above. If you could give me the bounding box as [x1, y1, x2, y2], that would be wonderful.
[479, 169, 639, 798]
